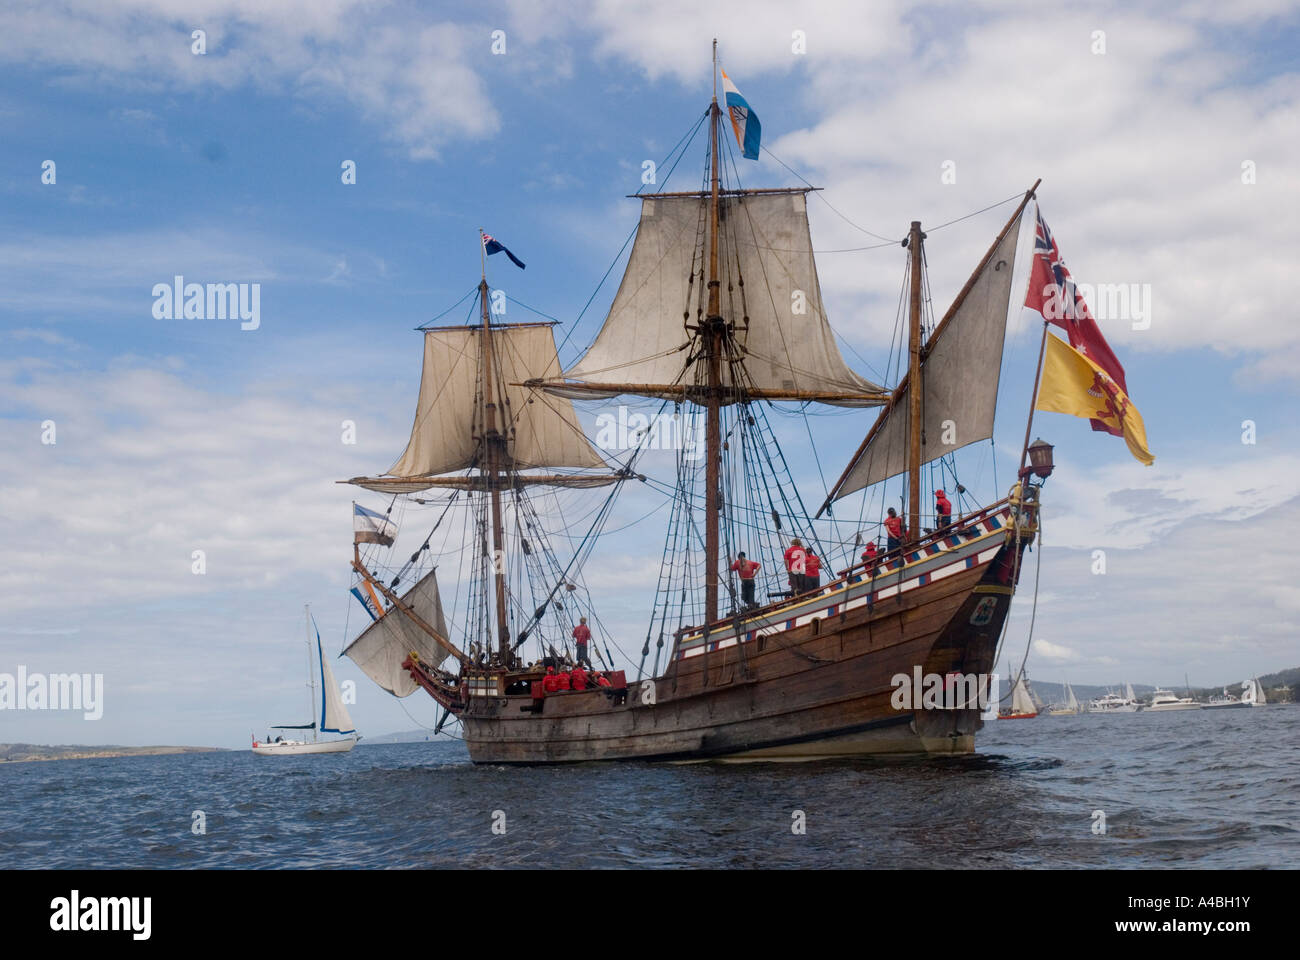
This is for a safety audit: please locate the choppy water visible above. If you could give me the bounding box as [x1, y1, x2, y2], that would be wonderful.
[4, 708, 1296, 869]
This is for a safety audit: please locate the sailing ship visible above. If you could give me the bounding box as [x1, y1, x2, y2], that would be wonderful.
[340, 45, 1057, 762]
[1000, 669, 1040, 720]
[252, 607, 359, 756]
[1047, 680, 1080, 716]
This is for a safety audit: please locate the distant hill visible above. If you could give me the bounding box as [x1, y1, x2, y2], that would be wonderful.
[361, 729, 457, 744]
[1028, 667, 1298, 706]
[0, 743, 225, 763]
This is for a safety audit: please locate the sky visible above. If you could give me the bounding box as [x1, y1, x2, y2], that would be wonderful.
[1, 0, 1297, 747]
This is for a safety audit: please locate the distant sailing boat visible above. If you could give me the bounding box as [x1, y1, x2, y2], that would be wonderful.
[252, 607, 359, 756]
[1000, 667, 1039, 719]
[339, 41, 1082, 762]
[1048, 680, 1079, 715]
[1204, 678, 1268, 710]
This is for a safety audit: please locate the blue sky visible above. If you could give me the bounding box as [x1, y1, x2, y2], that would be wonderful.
[2, 0, 1298, 746]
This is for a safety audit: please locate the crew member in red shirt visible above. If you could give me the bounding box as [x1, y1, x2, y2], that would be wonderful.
[935, 489, 953, 530]
[572, 617, 592, 668]
[784, 538, 808, 595]
[861, 540, 879, 577]
[884, 508, 905, 552]
[595, 672, 612, 687]
[805, 550, 821, 590]
[570, 665, 587, 691]
[542, 666, 559, 694]
[555, 668, 571, 691]
[730, 552, 761, 609]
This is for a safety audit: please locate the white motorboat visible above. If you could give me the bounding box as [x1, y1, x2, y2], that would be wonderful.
[1145, 687, 1200, 711]
[253, 606, 359, 756]
[1088, 690, 1139, 713]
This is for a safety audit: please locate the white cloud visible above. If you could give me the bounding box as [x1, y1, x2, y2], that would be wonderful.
[0, 0, 499, 159]
[516, 0, 1300, 381]
[1032, 638, 1081, 662]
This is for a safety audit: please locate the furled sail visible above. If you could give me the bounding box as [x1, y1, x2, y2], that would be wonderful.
[826, 210, 1025, 501]
[343, 569, 455, 697]
[541, 191, 886, 406]
[348, 323, 607, 493]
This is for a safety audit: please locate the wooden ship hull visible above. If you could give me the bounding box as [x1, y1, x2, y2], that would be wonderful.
[408, 498, 1036, 763]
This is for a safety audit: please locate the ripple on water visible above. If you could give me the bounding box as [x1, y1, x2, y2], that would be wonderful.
[3, 712, 1298, 868]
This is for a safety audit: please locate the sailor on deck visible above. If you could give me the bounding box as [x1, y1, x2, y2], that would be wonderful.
[884, 508, 905, 552]
[784, 538, 808, 594]
[805, 550, 822, 591]
[935, 489, 953, 530]
[730, 552, 761, 609]
[861, 540, 879, 578]
[572, 617, 592, 668]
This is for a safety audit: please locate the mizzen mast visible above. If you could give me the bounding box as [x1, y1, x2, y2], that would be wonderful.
[703, 37, 724, 623]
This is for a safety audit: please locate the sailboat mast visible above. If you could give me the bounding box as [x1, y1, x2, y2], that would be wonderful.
[306, 604, 317, 742]
[479, 277, 512, 662]
[703, 39, 724, 623]
[906, 220, 925, 546]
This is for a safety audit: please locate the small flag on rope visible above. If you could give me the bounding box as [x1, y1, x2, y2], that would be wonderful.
[481, 232, 526, 270]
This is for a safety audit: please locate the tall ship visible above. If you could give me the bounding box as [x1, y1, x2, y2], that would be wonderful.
[337, 45, 1150, 763]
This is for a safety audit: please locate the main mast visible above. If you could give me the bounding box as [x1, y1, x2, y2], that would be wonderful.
[479, 274, 512, 663]
[906, 220, 925, 546]
[703, 39, 724, 624]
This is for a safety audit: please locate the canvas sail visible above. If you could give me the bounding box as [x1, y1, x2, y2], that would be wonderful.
[318, 633, 356, 734]
[542, 192, 885, 406]
[350, 324, 607, 493]
[1010, 674, 1036, 715]
[827, 210, 1025, 501]
[1065, 683, 1079, 711]
[1124, 682, 1135, 702]
[343, 569, 455, 697]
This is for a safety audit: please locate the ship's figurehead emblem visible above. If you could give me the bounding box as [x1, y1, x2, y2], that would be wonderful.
[969, 596, 998, 626]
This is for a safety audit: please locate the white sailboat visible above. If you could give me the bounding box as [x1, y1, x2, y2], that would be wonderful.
[1000, 667, 1039, 719]
[253, 607, 359, 756]
[1245, 677, 1268, 707]
[1048, 681, 1080, 716]
[1204, 678, 1268, 710]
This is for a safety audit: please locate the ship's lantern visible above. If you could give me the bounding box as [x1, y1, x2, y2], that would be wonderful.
[1027, 438, 1055, 479]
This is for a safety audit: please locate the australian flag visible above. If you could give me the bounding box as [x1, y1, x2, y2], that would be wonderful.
[482, 232, 526, 270]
